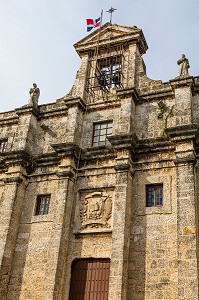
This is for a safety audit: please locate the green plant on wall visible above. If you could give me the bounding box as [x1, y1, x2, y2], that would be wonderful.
[157, 100, 174, 128]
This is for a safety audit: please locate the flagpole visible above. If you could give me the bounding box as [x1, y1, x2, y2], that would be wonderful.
[96, 9, 103, 58]
[100, 9, 103, 28]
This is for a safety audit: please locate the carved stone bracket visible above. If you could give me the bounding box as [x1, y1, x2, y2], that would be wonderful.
[80, 192, 112, 229]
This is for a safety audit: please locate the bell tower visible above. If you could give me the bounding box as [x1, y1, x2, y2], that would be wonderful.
[68, 23, 148, 103]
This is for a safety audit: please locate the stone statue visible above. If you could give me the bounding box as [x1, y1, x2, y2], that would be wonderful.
[177, 54, 190, 77]
[29, 83, 40, 106]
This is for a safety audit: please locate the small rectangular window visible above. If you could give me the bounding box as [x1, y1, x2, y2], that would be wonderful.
[35, 195, 51, 215]
[146, 184, 163, 207]
[92, 121, 113, 146]
[0, 139, 8, 152]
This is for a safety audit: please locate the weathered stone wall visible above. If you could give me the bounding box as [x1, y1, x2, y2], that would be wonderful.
[135, 98, 175, 140]
[129, 164, 178, 300]
[0, 22, 199, 300]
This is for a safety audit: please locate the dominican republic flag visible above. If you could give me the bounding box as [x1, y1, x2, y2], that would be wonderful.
[86, 17, 101, 32]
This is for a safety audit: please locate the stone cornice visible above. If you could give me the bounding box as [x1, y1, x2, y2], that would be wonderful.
[35, 153, 60, 167]
[0, 150, 31, 165]
[174, 156, 196, 165]
[2, 176, 23, 184]
[51, 142, 81, 159]
[75, 32, 148, 57]
[87, 99, 121, 111]
[39, 106, 68, 119]
[136, 137, 174, 154]
[138, 88, 173, 102]
[116, 88, 139, 101]
[81, 145, 116, 161]
[64, 97, 86, 112]
[169, 76, 194, 90]
[0, 116, 18, 126]
[15, 105, 39, 118]
[56, 170, 74, 179]
[165, 124, 198, 142]
[108, 133, 137, 151]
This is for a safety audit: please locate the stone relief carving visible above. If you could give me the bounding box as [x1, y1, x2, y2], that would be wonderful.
[80, 192, 112, 229]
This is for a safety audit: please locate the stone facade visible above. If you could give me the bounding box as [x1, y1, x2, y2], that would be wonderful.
[0, 22, 199, 300]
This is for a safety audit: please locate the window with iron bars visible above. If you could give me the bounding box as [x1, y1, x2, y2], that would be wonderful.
[96, 55, 122, 91]
[146, 184, 163, 207]
[0, 139, 8, 152]
[92, 121, 113, 146]
[35, 195, 51, 215]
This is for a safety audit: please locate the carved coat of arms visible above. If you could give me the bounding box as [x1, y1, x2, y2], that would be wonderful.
[80, 192, 112, 229]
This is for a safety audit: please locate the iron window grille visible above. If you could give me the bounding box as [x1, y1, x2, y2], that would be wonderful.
[146, 184, 163, 207]
[92, 121, 113, 146]
[0, 139, 8, 152]
[35, 195, 51, 215]
[96, 55, 122, 91]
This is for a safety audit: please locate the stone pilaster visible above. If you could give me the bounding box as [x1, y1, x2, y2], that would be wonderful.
[0, 176, 26, 300]
[14, 105, 42, 155]
[175, 159, 198, 299]
[108, 150, 133, 300]
[170, 77, 194, 126]
[166, 124, 199, 300]
[64, 97, 86, 145]
[41, 172, 75, 300]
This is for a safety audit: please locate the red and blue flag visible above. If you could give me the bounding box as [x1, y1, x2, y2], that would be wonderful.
[86, 17, 101, 32]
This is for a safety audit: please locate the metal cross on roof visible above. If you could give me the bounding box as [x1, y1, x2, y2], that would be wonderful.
[106, 7, 117, 24]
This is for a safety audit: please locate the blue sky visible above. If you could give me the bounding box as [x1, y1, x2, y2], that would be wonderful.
[1, 0, 199, 112]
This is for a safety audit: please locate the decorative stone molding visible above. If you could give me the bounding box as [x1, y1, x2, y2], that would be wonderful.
[165, 124, 198, 142]
[64, 97, 86, 112]
[81, 145, 116, 161]
[108, 133, 138, 151]
[80, 192, 112, 229]
[137, 137, 174, 154]
[15, 105, 40, 118]
[51, 142, 81, 159]
[56, 170, 74, 179]
[170, 76, 194, 90]
[2, 176, 23, 184]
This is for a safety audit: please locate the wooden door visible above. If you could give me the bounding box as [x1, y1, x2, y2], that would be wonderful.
[69, 258, 110, 300]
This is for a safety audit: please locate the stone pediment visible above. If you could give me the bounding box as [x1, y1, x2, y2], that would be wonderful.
[74, 22, 148, 56]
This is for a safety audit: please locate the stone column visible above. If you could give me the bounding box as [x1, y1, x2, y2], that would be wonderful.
[0, 176, 26, 300]
[108, 150, 133, 300]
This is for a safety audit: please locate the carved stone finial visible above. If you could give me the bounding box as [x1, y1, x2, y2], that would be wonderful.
[28, 83, 40, 106]
[177, 54, 190, 77]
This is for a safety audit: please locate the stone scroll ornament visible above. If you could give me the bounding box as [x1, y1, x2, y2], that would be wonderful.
[80, 192, 112, 229]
